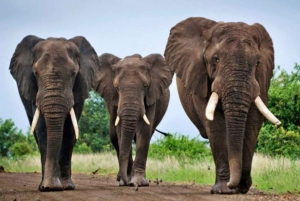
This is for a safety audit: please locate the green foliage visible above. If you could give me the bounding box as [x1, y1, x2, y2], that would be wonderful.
[73, 142, 92, 154]
[76, 90, 111, 153]
[9, 142, 32, 157]
[148, 133, 211, 161]
[257, 64, 300, 159]
[267, 64, 300, 128]
[0, 118, 26, 157]
[257, 124, 300, 159]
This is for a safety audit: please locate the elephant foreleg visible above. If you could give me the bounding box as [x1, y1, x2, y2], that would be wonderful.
[59, 115, 76, 190]
[129, 121, 152, 187]
[34, 114, 47, 190]
[238, 104, 264, 194]
[205, 114, 238, 194]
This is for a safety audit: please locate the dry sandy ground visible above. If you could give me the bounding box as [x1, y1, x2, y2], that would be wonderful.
[0, 172, 299, 201]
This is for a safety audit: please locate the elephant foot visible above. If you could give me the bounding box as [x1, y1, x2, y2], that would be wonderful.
[118, 175, 132, 186]
[39, 177, 63, 192]
[61, 177, 75, 190]
[210, 181, 238, 194]
[237, 177, 252, 194]
[129, 171, 149, 187]
[116, 171, 121, 182]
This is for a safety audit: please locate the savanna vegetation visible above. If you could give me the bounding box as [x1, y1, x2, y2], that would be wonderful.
[0, 64, 299, 193]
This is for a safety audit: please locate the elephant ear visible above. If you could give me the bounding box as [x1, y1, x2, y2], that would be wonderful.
[144, 54, 173, 106]
[69, 36, 100, 104]
[9, 35, 44, 102]
[164, 17, 217, 98]
[96, 53, 121, 106]
[251, 23, 274, 101]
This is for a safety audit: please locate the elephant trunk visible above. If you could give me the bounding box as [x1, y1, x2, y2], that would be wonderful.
[39, 89, 70, 185]
[222, 80, 252, 189]
[119, 105, 139, 185]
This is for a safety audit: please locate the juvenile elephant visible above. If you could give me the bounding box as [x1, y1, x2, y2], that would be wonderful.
[10, 35, 99, 191]
[96, 53, 172, 186]
[164, 17, 281, 194]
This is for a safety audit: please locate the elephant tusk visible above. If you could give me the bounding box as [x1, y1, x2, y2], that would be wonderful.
[115, 116, 120, 126]
[143, 114, 150, 125]
[30, 108, 40, 134]
[254, 96, 281, 125]
[70, 108, 79, 139]
[205, 92, 219, 121]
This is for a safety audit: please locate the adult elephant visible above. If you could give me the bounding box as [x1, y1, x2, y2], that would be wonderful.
[164, 17, 281, 194]
[96, 53, 172, 186]
[10, 35, 99, 191]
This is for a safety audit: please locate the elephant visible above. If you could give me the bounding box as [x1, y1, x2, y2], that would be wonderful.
[10, 35, 99, 191]
[164, 17, 281, 194]
[96, 53, 173, 186]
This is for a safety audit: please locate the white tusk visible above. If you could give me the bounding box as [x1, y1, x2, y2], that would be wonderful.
[30, 108, 40, 134]
[205, 92, 219, 121]
[254, 96, 281, 125]
[143, 114, 150, 125]
[115, 116, 120, 126]
[70, 108, 79, 139]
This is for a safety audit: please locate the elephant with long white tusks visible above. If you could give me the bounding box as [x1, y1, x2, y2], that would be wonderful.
[96, 53, 173, 187]
[164, 17, 281, 194]
[10, 35, 100, 191]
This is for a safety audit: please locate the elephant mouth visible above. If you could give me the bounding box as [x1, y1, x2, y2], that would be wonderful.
[205, 92, 281, 125]
[30, 107, 79, 139]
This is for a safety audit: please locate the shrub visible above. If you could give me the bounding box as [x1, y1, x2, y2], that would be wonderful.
[73, 142, 92, 154]
[257, 124, 300, 159]
[148, 133, 211, 161]
[9, 142, 32, 157]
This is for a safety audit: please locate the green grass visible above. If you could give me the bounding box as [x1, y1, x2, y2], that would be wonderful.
[0, 153, 299, 194]
[251, 154, 300, 193]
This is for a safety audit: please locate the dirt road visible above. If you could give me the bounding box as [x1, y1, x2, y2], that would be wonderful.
[0, 172, 299, 201]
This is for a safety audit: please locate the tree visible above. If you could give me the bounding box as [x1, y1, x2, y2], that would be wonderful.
[257, 64, 300, 159]
[76, 90, 111, 153]
[0, 118, 26, 157]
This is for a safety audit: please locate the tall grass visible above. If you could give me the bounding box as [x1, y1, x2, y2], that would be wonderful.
[0, 153, 299, 193]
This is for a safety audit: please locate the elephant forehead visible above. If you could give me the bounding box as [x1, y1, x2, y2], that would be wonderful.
[212, 23, 254, 42]
[35, 39, 79, 57]
[116, 59, 148, 70]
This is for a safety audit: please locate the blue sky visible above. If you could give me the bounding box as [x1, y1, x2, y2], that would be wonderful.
[1, 0, 299, 140]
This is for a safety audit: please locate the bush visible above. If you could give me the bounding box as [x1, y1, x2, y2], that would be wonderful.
[9, 142, 33, 157]
[257, 64, 300, 159]
[257, 124, 300, 160]
[148, 133, 211, 161]
[73, 142, 92, 154]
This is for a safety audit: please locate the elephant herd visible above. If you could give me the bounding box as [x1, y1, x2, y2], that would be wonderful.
[9, 17, 281, 194]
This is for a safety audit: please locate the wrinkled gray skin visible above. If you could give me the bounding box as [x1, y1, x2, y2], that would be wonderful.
[10, 35, 99, 191]
[96, 53, 172, 186]
[165, 17, 274, 194]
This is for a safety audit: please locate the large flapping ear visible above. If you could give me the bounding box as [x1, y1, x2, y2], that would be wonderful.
[96, 53, 121, 106]
[9, 35, 44, 102]
[69, 36, 100, 104]
[164, 17, 217, 98]
[144, 54, 173, 106]
[251, 23, 274, 100]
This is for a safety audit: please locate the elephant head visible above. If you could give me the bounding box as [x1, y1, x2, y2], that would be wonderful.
[165, 18, 280, 189]
[10, 35, 99, 191]
[97, 53, 172, 184]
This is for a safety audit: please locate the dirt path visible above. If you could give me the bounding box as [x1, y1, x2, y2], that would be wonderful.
[0, 172, 299, 201]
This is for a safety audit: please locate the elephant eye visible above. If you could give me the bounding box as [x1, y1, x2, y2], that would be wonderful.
[256, 61, 260, 66]
[212, 56, 219, 65]
[143, 84, 148, 90]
